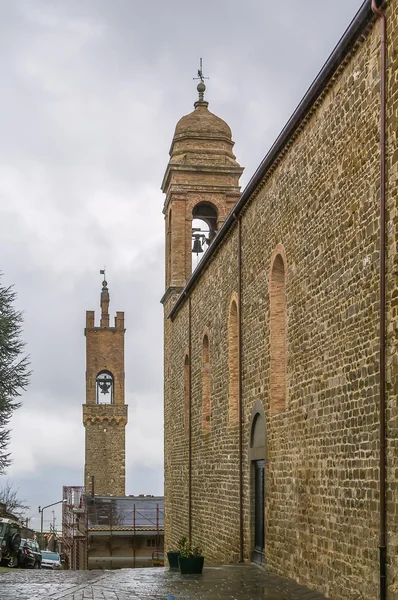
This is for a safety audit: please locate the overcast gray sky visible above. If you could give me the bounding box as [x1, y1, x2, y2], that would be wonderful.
[0, 0, 364, 531]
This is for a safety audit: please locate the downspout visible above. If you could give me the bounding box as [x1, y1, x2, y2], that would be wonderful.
[188, 295, 192, 543]
[371, 2, 387, 599]
[234, 214, 244, 562]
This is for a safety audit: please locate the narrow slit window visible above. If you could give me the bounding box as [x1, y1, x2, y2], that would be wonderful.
[228, 299, 238, 424]
[184, 354, 190, 437]
[202, 334, 211, 431]
[269, 253, 286, 414]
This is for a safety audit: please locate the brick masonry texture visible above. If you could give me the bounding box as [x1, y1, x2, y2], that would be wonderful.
[163, 3, 398, 600]
[83, 289, 127, 496]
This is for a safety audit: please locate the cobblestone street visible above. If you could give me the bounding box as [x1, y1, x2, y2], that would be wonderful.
[0, 564, 330, 600]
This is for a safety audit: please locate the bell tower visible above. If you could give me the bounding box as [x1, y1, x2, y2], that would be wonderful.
[161, 74, 244, 304]
[83, 275, 127, 496]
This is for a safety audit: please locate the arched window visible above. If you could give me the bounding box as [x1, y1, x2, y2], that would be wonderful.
[184, 354, 190, 438]
[269, 250, 287, 414]
[192, 202, 218, 270]
[96, 371, 114, 404]
[228, 297, 239, 424]
[202, 334, 211, 432]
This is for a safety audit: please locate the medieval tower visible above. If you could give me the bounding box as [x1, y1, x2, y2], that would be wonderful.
[161, 78, 244, 302]
[162, 77, 243, 547]
[83, 277, 127, 496]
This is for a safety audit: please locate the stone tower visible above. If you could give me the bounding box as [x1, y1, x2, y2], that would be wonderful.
[161, 81, 244, 302]
[83, 278, 127, 496]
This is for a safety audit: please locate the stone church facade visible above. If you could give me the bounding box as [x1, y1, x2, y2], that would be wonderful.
[162, 2, 398, 600]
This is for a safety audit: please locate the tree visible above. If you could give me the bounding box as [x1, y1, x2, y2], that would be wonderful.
[0, 274, 30, 473]
[0, 480, 29, 520]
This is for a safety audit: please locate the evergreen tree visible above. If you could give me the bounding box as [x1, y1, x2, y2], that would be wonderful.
[0, 274, 30, 473]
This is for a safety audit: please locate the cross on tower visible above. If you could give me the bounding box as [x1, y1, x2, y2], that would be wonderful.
[193, 58, 209, 102]
[193, 58, 209, 84]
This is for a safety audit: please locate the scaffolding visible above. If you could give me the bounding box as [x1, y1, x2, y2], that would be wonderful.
[62, 488, 164, 570]
[62, 486, 87, 570]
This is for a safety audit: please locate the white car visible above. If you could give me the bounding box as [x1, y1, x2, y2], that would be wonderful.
[41, 551, 62, 569]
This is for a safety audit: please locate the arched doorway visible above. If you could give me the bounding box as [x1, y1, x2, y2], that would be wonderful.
[248, 400, 267, 564]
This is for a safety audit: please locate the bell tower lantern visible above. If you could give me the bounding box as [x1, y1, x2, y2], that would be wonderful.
[161, 74, 244, 304]
[83, 275, 127, 496]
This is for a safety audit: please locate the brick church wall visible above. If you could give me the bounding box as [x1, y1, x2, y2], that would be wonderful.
[164, 2, 398, 599]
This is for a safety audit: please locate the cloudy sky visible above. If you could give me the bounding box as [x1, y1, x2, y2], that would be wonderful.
[0, 0, 364, 531]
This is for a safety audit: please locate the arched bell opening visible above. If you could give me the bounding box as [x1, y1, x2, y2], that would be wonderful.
[248, 400, 267, 565]
[96, 371, 114, 404]
[191, 202, 218, 271]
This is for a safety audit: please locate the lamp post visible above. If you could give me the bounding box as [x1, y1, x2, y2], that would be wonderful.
[38, 499, 66, 549]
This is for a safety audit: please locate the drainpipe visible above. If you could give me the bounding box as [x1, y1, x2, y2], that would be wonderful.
[188, 295, 192, 543]
[371, 2, 387, 599]
[234, 214, 244, 562]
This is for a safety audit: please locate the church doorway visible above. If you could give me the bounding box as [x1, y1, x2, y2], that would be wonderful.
[248, 401, 267, 565]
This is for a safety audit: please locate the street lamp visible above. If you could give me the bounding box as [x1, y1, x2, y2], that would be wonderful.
[38, 499, 67, 548]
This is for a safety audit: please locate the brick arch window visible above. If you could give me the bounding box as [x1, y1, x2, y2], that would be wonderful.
[202, 333, 211, 432]
[269, 248, 287, 414]
[184, 353, 190, 437]
[228, 296, 239, 424]
[96, 370, 114, 404]
[192, 202, 218, 271]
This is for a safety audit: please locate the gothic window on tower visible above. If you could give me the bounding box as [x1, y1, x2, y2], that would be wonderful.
[192, 202, 218, 271]
[96, 371, 114, 404]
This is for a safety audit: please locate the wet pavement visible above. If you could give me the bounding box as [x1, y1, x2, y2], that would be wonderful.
[0, 564, 329, 600]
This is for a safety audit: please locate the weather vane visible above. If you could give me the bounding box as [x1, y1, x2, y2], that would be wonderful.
[193, 58, 209, 102]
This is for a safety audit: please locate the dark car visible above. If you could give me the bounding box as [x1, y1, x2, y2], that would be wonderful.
[18, 539, 42, 569]
[0, 517, 22, 567]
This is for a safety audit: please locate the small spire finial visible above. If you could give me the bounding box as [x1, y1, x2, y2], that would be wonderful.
[99, 267, 109, 327]
[193, 58, 209, 102]
[100, 268, 107, 288]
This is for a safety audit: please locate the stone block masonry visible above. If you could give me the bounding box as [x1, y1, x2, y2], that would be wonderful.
[163, 2, 398, 599]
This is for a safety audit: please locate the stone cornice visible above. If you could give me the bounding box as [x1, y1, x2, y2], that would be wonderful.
[83, 404, 128, 427]
[161, 163, 244, 193]
[160, 286, 184, 306]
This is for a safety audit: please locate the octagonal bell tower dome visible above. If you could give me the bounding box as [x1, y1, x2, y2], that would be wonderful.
[161, 79, 244, 302]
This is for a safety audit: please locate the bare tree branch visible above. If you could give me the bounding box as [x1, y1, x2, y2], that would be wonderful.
[0, 480, 30, 519]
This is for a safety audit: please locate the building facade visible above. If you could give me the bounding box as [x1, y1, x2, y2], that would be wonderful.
[163, 2, 398, 600]
[83, 279, 127, 496]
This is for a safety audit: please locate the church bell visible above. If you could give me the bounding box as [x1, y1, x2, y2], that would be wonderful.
[192, 234, 204, 254]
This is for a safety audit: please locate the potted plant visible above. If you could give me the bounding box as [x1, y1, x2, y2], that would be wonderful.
[178, 539, 204, 575]
[167, 536, 187, 570]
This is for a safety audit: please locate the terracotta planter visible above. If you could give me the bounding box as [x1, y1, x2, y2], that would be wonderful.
[178, 555, 204, 575]
[167, 551, 180, 569]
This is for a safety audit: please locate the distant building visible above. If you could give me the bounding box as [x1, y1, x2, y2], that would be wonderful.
[62, 281, 164, 569]
[83, 277, 127, 496]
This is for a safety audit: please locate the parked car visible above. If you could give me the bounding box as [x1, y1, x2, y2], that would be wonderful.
[41, 550, 62, 569]
[0, 517, 22, 567]
[18, 539, 42, 569]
